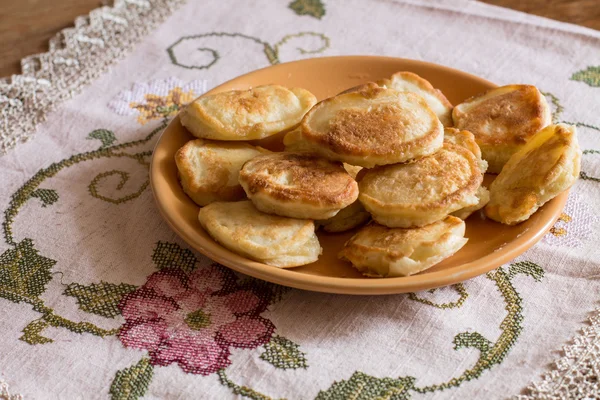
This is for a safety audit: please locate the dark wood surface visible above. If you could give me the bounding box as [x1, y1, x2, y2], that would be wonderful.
[0, 0, 598, 78]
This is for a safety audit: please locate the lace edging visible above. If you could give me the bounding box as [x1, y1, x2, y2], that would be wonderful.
[0, 0, 185, 154]
[0, 381, 23, 400]
[516, 307, 600, 399]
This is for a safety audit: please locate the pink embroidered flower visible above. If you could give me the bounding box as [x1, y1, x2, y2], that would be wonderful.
[118, 265, 274, 375]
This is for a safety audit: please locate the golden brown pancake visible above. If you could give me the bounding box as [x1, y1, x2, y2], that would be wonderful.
[301, 86, 444, 167]
[198, 201, 321, 267]
[180, 85, 317, 141]
[239, 152, 359, 220]
[175, 139, 269, 206]
[359, 141, 483, 227]
[378, 71, 453, 127]
[452, 84, 552, 173]
[485, 124, 581, 225]
[339, 216, 468, 277]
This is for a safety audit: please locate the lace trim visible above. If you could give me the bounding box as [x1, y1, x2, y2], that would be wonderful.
[516, 307, 600, 399]
[0, 0, 184, 153]
[0, 381, 23, 400]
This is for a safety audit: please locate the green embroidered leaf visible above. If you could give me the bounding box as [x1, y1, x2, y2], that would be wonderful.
[110, 358, 154, 400]
[87, 129, 117, 148]
[20, 320, 53, 344]
[64, 282, 137, 318]
[453, 332, 492, 356]
[0, 239, 55, 302]
[288, 0, 326, 19]
[30, 188, 59, 208]
[260, 335, 307, 369]
[571, 66, 600, 87]
[152, 241, 197, 273]
[508, 261, 544, 282]
[316, 371, 415, 400]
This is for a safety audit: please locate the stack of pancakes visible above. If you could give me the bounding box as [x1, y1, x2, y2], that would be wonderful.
[175, 73, 581, 277]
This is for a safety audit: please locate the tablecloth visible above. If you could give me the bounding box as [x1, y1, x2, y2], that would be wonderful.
[1, 0, 600, 398]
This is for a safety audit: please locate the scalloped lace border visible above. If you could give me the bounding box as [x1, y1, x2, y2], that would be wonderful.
[516, 307, 600, 399]
[0, 0, 184, 153]
[0, 381, 22, 400]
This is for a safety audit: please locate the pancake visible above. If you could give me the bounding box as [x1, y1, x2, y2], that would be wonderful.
[378, 71, 453, 127]
[283, 127, 316, 153]
[316, 200, 371, 233]
[452, 84, 552, 173]
[239, 152, 359, 220]
[451, 186, 490, 220]
[485, 123, 581, 225]
[359, 141, 483, 228]
[198, 201, 321, 267]
[284, 129, 364, 179]
[180, 84, 317, 141]
[300, 86, 444, 167]
[175, 139, 269, 206]
[443, 127, 488, 173]
[339, 216, 468, 277]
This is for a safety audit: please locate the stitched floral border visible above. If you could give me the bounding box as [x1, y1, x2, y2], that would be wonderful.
[0, 0, 184, 153]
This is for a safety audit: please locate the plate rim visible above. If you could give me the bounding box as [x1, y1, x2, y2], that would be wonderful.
[150, 55, 567, 295]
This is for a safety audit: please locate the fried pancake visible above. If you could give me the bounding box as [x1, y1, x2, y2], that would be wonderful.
[316, 200, 371, 233]
[198, 201, 321, 267]
[485, 124, 581, 225]
[239, 152, 359, 220]
[180, 85, 317, 141]
[378, 71, 453, 127]
[339, 216, 468, 277]
[443, 128, 490, 218]
[359, 142, 483, 228]
[452, 84, 552, 173]
[175, 139, 269, 206]
[301, 86, 444, 167]
[283, 127, 315, 153]
[284, 129, 365, 179]
[443, 127, 488, 173]
[452, 186, 490, 220]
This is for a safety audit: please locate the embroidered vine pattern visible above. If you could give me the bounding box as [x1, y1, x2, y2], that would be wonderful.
[167, 32, 330, 70]
[408, 283, 468, 309]
[0, 122, 166, 345]
[317, 261, 545, 398]
[541, 91, 564, 123]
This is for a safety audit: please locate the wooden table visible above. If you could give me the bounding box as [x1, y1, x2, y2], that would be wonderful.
[0, 0, 598, 78]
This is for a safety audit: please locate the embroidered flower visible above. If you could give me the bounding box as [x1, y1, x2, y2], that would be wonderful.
[118, 265, 274, 375]
[543, 193, 599, 248]
[108, 78, 207, 124]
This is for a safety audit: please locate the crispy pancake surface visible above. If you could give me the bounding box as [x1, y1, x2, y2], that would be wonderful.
[379, 71, 453, 127]
[239, 152, 359, 220]
[181, 85, 317, 140]
[452, 84, 551, 173]
[359, 142, 483, 228]
[175, 139, 269, 206]
[301, 86, 443, 167]
[198, 201, 321, 267]
[317, 200, 371, 233]
[485, 123, 581, 225]
[339, 216, 468, 277]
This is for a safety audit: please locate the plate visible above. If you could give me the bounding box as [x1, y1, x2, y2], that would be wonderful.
[150, 56, 567, 295]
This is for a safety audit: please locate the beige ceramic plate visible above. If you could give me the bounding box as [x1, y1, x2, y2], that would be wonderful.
[150, 56, 567, 295]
